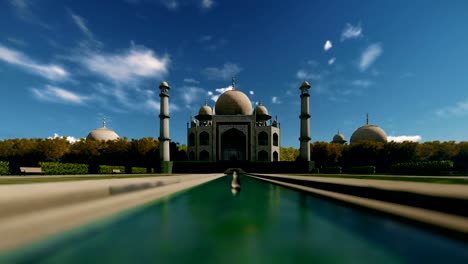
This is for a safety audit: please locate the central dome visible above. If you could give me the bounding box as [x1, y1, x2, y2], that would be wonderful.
[350, 125, 387, 144]
[215, 89, 252, 115]
[86, 127, 120, 141]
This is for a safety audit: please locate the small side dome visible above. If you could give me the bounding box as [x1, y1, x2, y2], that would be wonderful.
[350, 125, 387, 144]
[254, 103, 271, 121]
[332, 131, 347, 144]
[196, 104, 213, 121]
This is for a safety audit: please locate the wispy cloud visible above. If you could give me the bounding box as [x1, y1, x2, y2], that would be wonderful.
[31, 85, 87, 104]
[341, 23, 363, 41]
[249, 90, 254, 95]
[145, 99, 180, 112]
[48, 133, 80, 143]
[208, 85, 233, 102]
[162, 0, 178, 10]
[180, 86, 207, 107]
[436, 100, 468, 117]
[359, 43, 382, 71]
[328, 57, 336, 65]
[80, 45, 169, 83]
[184, 78, 200, 84]
[388, 135, 422, 143]
[7, 37, 27, 46]
[0, 44, 68, 80]
[296, 69, 322, 80]
[272, 96, 281, 104]
[351, 80, 372, 87]
[203, 63, 242, 80]
[8, 0, 51, 29]
[324, 40, 332, 51]
[70, 12, 93, 39]
[202, 0, 214, 9]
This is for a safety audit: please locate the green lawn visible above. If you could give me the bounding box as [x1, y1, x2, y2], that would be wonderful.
[299, 174, 468, 184]
[0, 174, 171, 185]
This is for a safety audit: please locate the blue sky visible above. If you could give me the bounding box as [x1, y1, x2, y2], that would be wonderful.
[1, 0, 468, 147]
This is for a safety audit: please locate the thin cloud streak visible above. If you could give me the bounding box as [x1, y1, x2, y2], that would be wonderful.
[359, 43, 382, 71]
[203, 63, 242, 80]
[341, 23, 363, 41]
[31, 85, 87, 104]
[388, 135, 422, 142]
[0, 44, 68, 80]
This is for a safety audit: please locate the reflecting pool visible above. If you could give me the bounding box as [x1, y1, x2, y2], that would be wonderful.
[2, 175, 468, 263]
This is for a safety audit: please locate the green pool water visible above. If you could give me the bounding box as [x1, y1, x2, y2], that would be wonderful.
[2, 175, 468, 263]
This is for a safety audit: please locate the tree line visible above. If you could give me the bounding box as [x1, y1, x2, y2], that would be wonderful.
[0, 137, 187, 174]
[309, 141, 468, 173]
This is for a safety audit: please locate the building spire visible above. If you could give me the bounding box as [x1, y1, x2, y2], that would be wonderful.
[232, 76, 236, 90]
[366, 113, 369, 125]
[102, 116, 106, 128]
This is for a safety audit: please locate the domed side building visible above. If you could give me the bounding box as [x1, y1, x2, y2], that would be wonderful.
[187, 83, 280, 162]
[331, 131, 347, 144]
[86, 119, 120, 141]
[350, 115, 387, 144]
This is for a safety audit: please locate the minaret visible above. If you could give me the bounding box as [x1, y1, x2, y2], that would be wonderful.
[159, 81, 171, 168]
[299, 81, 311, 161]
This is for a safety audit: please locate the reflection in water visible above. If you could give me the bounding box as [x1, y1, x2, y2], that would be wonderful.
[231, 188, 240, 196]
[2, 176, 468, 264]
[231, 171, 241, 189]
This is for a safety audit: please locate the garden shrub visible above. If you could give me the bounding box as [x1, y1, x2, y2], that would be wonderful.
[99, 165, 125, 174]
[132, 167, 148, 174]
[0, 161, 10, 175]
[389, 160, 454, 175]
[322, 166, 342, 174]
[348, 166, 376, 174]
[39, 162, 88, 175]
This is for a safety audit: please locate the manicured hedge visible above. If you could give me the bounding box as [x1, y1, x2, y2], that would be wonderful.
[348, 166, 376, 174]
[0, 161, 10, 175]
[322, 166, 342, 174]
[389, 161, 454, 175]
[132, 167, 149, 174]
[310, 168, 320, 173]
[99, 165, 125, 174]
[39, 162, 88, 175]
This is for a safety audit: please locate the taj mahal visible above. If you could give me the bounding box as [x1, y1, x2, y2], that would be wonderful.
[186, 80, 281, 162]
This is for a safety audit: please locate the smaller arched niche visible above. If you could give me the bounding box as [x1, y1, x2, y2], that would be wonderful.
[188, 133, 195, 147]
[273, 133, 279, 146]
[199, 131, 209, 145]
[273, 151, 279, 162]
[258, 131, 268, 145]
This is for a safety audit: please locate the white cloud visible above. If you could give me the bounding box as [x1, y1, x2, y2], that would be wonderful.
[202, 0, 214, 9]
[0, 44, 68, 80]
[183, 78, 200, 84]
[8, 0, 51, 29]
[162, 0, 178, 10]
[341, 23, 363, 41]
[80, 45, 169, 83]
[203, 63, 242, 80]
[181, 86, 207, 106]
[359, 43, 382, 71]
[436, 100, 468, 117]
[145, 99, 179, 112]
[328, 57, 336, 65]
[31, 85, 87, 104]
[7, 37, 27, 46]
[249, 90, 254, 95]
[324, 40, 332, 51]
[70, 13, 93, 39]
[351, 80, 372, 87]
[48, 133, 80, 144]
[208, 85, 233, 102]
[296, 69, 321, 80]
[272, 96, 281, 104]
[388, 135, 422, 143]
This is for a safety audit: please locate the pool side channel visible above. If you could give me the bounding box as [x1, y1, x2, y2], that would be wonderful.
[248, 173, 468, 241]
[0, 174, 224, 252]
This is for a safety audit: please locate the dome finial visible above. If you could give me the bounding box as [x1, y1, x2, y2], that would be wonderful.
[232, 76, 236, 90]
[205, 98, 208, 106]
[102, 116, 106, 128]
[366, 113, 369, 125]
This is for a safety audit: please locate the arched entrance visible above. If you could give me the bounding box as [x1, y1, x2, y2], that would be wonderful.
[221, 128, 246, 161]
